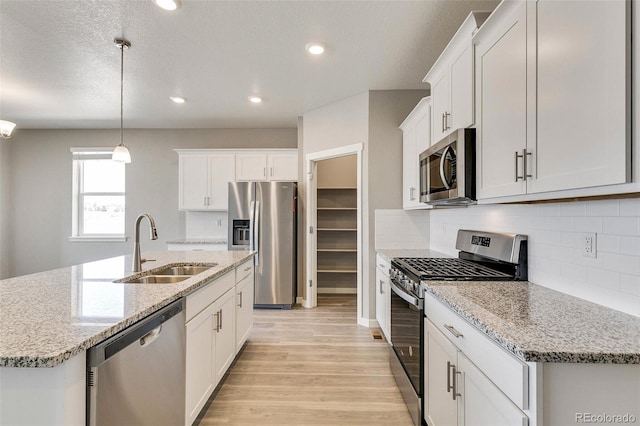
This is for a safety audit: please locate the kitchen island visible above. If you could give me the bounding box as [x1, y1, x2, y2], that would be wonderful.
[0, 250, 253, 425]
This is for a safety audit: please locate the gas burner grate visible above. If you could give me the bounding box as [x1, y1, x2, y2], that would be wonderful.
[397, 258, 512, 280]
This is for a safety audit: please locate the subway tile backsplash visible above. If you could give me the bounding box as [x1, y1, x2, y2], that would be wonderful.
[428, 198, 640, 317]
[375, 209, 429, 249]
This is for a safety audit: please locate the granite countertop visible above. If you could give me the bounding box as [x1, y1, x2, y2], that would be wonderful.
[0, 250, 253, 368]
[423, 280, 640, 364]
[376, 248, 450, 261]
[167, 238, 227, 245]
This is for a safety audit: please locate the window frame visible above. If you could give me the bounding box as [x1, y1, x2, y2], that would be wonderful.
[69, 147, 127, 242]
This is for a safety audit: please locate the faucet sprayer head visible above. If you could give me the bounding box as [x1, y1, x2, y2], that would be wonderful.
[151, 226, 158, 240]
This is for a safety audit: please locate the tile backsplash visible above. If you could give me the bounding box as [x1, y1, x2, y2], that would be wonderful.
[375, 209, 430, 249]
[428, 198, 640, 317]
[185, 211, 228, 239]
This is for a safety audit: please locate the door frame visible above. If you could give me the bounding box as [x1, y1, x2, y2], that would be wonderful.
[304, 143, 364, 324]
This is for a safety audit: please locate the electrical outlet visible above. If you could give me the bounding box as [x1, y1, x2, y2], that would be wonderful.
[583, 233, 597, 258]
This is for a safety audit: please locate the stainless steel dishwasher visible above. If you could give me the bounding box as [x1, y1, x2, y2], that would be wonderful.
[87, 298, 185, 426]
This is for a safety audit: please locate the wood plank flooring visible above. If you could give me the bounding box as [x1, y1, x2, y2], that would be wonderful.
[195, 295, 413, 425]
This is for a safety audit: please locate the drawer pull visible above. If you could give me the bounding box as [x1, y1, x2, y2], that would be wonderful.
[244, 266, 251, 272]
[444, 324, 463, 338]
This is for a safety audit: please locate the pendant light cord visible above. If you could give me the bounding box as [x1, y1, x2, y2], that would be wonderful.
[120, 42, 124, 147]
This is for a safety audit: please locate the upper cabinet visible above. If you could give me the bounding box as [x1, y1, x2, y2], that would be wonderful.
[424, 12, 491, 144]
[400, 97, 431, 210]
[178, 152, 235, 211]
[474, 0, 631, 200]
[235, 151, 298, 182]
[177, 149, 298, 211]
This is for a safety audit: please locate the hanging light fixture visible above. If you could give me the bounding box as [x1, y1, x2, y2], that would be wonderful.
[112, 38, 132, 163]
[0, 120, 16, 139]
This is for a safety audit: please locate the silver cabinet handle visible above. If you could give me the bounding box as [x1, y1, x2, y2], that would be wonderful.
[515, 149, 532, 182]
[442, 112, 446, 133]
[238, 291, 243, 308]
[244, 266, 251, 272]
[219, 309, 222, 331]
[447, 361, 454, 393]
[379, 280, 384, 295]
[452, 365, 461, 400]
[444, 111, 450, 131]
[214, 311, 219, 332]
[444, 324, 463, 338]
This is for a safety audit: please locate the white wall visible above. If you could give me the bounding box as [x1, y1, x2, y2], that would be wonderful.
[429, 199, 640, 317]
[7, 128, 296, 277]
[302, 90, 428, 321]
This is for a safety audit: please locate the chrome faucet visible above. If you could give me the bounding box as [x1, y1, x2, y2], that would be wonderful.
[132, 214, 158, 272]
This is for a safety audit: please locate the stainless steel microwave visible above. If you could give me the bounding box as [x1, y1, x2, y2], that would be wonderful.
[419, 128, 476, 206]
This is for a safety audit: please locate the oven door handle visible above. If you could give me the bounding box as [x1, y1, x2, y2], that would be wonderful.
[390, 280, 424, 309]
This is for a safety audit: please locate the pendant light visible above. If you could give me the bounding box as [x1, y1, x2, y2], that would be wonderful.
[112, 38, 132, 163]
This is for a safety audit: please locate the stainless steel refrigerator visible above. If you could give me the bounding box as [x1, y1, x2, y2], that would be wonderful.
[228, 181, 297, 309]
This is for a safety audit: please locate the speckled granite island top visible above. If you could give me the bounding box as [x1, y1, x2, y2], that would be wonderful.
[423, 280, 640, 364]
[0, 250, 253, 368]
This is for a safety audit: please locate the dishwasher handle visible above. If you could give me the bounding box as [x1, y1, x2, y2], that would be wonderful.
[88, 298, 185, 367]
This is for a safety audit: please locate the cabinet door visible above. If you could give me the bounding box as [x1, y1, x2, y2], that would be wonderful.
[450, 45, 474, 130]
[235, 272, 254, 351]
[431, 71, 450, 143]
[208, 154, 235, 210]
[402, 125, 418, 209]
[426, 320, 459, 426]
[213, 289, 236, 383]
[236, 153, 267, 181]
[185, 304, 216, 425]
[458, 353, 528, 426]
[268, 152, 298, 181]
[475, 0, 528, 199]
[375, 266, 387, 338]
[527, 0, 629, 194]
[179, 154, 209, 210]
[415, 104, 431, 152]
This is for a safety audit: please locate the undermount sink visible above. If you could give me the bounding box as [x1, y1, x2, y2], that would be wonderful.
[153, 265, 215, 276]
[116, 263, 216, 284]
[122, 275, 191, 284]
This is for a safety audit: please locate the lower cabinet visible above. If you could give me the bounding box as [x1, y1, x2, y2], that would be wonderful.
[375, 254, 391, 340]
[235, 271, 254, 350]
[184, 259, 255, 426]
[425, 319, 527, 426]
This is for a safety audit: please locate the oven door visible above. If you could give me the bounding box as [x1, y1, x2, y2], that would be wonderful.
[390, 279, 424, 396]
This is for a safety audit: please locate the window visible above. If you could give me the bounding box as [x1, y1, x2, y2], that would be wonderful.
[70, 148, 126, 240]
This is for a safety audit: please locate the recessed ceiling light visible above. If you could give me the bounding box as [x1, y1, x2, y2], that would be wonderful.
[305, 42, 325, 55]
[153, 0, 181, 11]
[248, 96, 262, 104]
[170, 96, 186, 104]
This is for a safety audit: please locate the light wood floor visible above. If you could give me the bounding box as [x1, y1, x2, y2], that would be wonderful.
[195, 295, 413, 425]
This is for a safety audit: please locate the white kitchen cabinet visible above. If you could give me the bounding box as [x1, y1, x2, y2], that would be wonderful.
[374, 254, 391, 340]
[426, 319, 459, 426]
[267, 151, 298, 181]
[177, 152, 235, 210]
[424, 319, 527, 426]
[400, 97, 431, 210]
[475, 0, 630, 200]
[474, 0, 528, 199]
[424, 12, 490, 143]
[213, 288, 236, 382]
[457, 353, 528, 426]
[185, 302, 216, 426]
[235, 270, 254, 351]
[236, 151, 298, 181]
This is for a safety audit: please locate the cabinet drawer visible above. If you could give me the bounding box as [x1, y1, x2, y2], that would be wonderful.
[375, 254, 391, 276]
[235, 258, 254, 282]
[186, 270, 235, 322]
[425, 292, 528, 410]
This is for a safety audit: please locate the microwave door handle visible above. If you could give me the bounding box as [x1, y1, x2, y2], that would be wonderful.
[439, 146, 453, 190]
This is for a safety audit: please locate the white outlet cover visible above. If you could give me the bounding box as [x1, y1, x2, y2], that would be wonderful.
[583, 232, 597, 258]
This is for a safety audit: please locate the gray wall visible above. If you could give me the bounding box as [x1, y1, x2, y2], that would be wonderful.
[302, 90, 428, 322]
[0, 140, 10, 278]
[7, 128, 296, 277]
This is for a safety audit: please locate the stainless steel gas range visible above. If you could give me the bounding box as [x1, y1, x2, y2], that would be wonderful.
[388, 230, 528, 426]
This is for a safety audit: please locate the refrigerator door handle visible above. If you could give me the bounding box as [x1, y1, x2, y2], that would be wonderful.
[249, 201, 255, 253]
[253, 200, 260, 266]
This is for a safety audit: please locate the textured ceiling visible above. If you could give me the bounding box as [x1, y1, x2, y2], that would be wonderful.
[0, 0, 499, 129]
